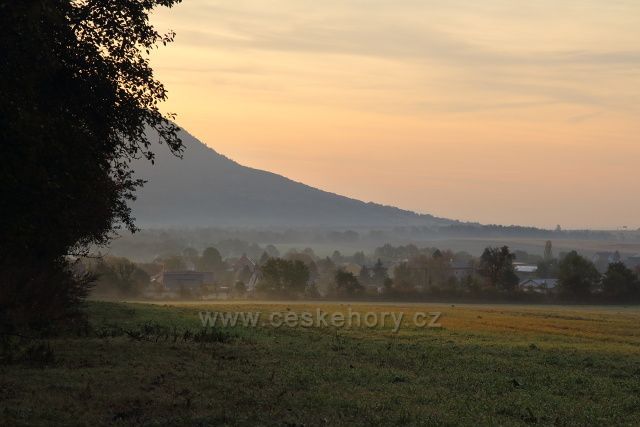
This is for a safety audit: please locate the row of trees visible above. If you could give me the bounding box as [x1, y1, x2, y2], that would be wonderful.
[90, 258, 151, 298]
[386, 246, 640, 302]
[84, 243, 640, 303]
[251, 258, 370, 298]
[555, 252, 640, 300]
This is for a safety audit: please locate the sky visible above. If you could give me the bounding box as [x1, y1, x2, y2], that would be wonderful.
[150, 0, 640, 229]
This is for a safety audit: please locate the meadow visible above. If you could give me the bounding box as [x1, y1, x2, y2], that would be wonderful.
[2, 301, 640, 426]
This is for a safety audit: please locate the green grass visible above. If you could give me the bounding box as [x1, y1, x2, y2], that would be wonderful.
[2, 301, 640, 426]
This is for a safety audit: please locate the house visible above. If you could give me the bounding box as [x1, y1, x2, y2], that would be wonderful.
[519, 278, 558, 294]
[229, 254, 262, 291]
[514, 263, 538, 280]
[450, 260, 474, 280]
[233, 253, 256, 272]
[246, 268, 262, 292]
[514, 264, 538, 274]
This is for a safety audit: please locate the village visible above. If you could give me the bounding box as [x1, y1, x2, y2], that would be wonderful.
[87, 242, 640, 303]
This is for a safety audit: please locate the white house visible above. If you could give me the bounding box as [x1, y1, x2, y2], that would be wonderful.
[519, 278, 558, 294]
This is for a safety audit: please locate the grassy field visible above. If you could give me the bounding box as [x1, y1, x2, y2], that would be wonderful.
[2, 301, 640, 426]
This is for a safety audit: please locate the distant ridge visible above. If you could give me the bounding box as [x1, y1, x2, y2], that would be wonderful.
[130, 128, 457, 228]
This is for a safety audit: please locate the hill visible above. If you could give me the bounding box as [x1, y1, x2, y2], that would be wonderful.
[130, 128, 455, 228]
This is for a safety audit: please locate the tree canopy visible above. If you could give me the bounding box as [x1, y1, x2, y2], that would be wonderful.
[601, 262, 639, 300]
[1, 0, 183, 330]
[258, 258, 310, 297]
[557, 251, 600, 298]
[478, 246, 519, 291]
[334, 270, 363, 297]
[198, 247, 224, 272]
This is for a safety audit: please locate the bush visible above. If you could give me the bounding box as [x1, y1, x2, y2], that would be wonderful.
[0, 258, 93, 335]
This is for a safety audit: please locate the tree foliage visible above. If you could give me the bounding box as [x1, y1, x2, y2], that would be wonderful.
[601, 262, 639, 300]
[358, 265, 371, 287]
[258, 258, 310, 297]
[392, 263, 417, 293]
[536, 259, 559, 279]
[0, 0, 182, 330]
[198, 247, 224, 272]
[557, 251, 600, 298]
[371, 259, 389, 286]
[544, 240, 553, 261]
[334, 270, 363, 297]
[92, 257, 149, 297]
[478, 246, 519, 291]
[390, 251, 458, 294]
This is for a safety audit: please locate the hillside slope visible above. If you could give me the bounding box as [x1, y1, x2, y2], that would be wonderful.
[130, 128, 455, 228]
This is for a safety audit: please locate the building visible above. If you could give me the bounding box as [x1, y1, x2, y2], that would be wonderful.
[450, 260, 474, 281]
[233, 254, 256, 272]
[246, 269, 262, 292]
[229, 254, 262, 292]
[514, 264, 538, 274]
[519, 278, 558, 294]
[514, 263, 538, 281]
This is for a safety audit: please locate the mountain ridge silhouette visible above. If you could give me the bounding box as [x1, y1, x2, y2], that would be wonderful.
[130, 127, 458, 228]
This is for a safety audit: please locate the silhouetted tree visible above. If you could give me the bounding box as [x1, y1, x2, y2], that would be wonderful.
[198, 247, 224, 272]
[602, 262, 639, 300]
[258, 258, 309, 297]
[358, 265, 371, 287]
[302, 247, 317, 259]
[264, 244, 280, 258]
[352, 251, 366, 265]
[1, 1, 183, 330]
[371, 259, 388, 286]
[234, 281, 247, 297]
[331, 250, 344, 264]
[93, 257, 149, 297]
[163, 255, 187, 272]
[334, 270, 363, 297]
[315, 257, 337, 296]
[544, 240, 554, 261]
[536, 259, 559, 279]
[258, 251, 271, 266]
[557, 251, 600, 299]
[478, 246, 519, 291]
[427, 252, 454, 291]
[383, 277, 394, 294]
[304, 282, 321, 299]
[392, 263, 417, 293]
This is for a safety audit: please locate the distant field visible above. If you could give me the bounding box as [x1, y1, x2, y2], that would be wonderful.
[434, 237, 640, 257]
[270, 237, 640, 258]
[271, 243, 368, 258]
[2, 301, 640, 425]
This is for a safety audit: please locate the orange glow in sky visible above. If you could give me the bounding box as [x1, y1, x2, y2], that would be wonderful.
[150, 0, 640, 229]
